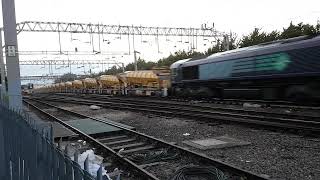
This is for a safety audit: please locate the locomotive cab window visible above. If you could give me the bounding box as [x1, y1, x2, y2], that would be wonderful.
[182, 65, 199, 80]
[171, 68, 177, 76]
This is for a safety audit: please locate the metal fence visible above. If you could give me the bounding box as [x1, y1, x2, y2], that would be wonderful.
[0, 103, 111, 180]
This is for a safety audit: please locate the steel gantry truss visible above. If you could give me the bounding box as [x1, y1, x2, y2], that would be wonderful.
[20, 74, 87, 81]
[15, 21, 226, 66]
[19, 59, 124, 65]
[18, 50, 129, 56]
[16, 21, 224, 37]
[20, 75, 62, 81]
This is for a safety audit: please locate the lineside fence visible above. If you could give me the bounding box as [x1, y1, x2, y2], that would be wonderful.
[0, 103, 107, 180]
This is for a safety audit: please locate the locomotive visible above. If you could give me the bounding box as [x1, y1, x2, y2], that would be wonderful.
[170, 35, 320, 101]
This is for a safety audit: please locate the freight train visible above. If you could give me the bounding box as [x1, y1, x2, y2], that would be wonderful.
[35, 35, 320, 101]
[35, 69, 171, 97]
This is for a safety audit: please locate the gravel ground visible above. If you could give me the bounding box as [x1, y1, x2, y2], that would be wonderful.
[196, 101, 320, 117]
[116, 96, 320, 117]
[51, 102, 320, 180]
[44, 95, 320, 123]
[51, 94, 320, 117]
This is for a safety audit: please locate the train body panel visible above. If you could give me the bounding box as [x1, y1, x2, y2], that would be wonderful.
[182, 46, 320, 82]
[171, 35, 320, 100]
[181, 36, 320, 82]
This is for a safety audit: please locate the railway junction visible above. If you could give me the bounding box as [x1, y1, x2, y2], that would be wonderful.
[1, 0, 320, 180]
[21, 93, 320, 180]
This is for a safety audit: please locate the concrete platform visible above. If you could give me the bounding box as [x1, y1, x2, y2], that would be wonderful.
[51, 122, 78, 138]
[65, 118, 125, 135]
[24, 106, 134, 138]
[183, 136, 251, 150]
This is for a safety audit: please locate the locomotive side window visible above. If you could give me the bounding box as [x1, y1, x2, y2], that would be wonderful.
[182, 65, 199, 80]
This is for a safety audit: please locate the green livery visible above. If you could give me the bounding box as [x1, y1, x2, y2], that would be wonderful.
[199, 52, 292, 80]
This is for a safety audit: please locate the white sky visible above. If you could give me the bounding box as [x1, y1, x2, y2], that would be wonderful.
[0, 0, 319, 83]
[10, 0, 319, 34]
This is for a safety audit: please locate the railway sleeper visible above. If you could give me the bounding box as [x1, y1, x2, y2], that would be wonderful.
[104, 138, 137, 146]
[97, 135, 129, 143]
[112, 142, 147, 151]
[120, 145, 156, 154]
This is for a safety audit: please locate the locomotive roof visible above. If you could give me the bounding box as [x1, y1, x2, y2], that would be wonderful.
[170, 58, 191, 69]
[182, 35, 320, 67]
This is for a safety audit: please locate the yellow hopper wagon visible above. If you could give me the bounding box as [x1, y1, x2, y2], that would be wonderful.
[98, 75, 120, 95]
[82, 78, 99, 93]
[72, 80, 84, 93]
[125, 70, 164, 96]
[65, 81, 73, 93]
[59, 82, 66, 93]
[53, 84, 59, 93]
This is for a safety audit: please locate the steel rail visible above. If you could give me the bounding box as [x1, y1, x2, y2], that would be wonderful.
[166, 97, 320, 110]
[69, 93, 320, 121]
[86, 93, 319, 110]
[40, 94, 320, 132]
[23, 99, 160, 180]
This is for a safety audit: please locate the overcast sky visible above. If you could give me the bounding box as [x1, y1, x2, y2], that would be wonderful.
[9, 0, 319, 34]
[0, 0, 320, 82]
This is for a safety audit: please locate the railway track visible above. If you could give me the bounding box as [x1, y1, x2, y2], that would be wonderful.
[69, 93, 320, 121]
[57, 93, 319, 110]
[168, 97, 320, 110]
[23, 98, 269, 180]
[31, 94, 320, 133]
[40, 92, 320, 110]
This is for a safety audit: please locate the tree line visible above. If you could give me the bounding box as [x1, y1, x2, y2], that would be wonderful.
[239, 22, 320, 47]
[55, 22, 320, 83]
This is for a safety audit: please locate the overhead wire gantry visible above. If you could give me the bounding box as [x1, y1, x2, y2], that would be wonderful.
[16, 21, 224, 37]
[10, 21, 227, 82]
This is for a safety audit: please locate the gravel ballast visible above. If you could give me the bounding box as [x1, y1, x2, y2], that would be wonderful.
[53, 102, 320, 180]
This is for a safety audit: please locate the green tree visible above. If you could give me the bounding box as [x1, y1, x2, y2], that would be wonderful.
[265, 30, 280, 42]
[100, 66, 123, 75]
[125, 58, 157, 71]
[205, 43, 221, 55]
[157, 50, 205, 67]
[54, 73, 77, 83]
[239, 28, 280, 47]
[239, 22, 319, 48]
[280, 22, 318, 39]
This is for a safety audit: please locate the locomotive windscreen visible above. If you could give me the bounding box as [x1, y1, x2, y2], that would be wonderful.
[182, 65, 199, 80]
